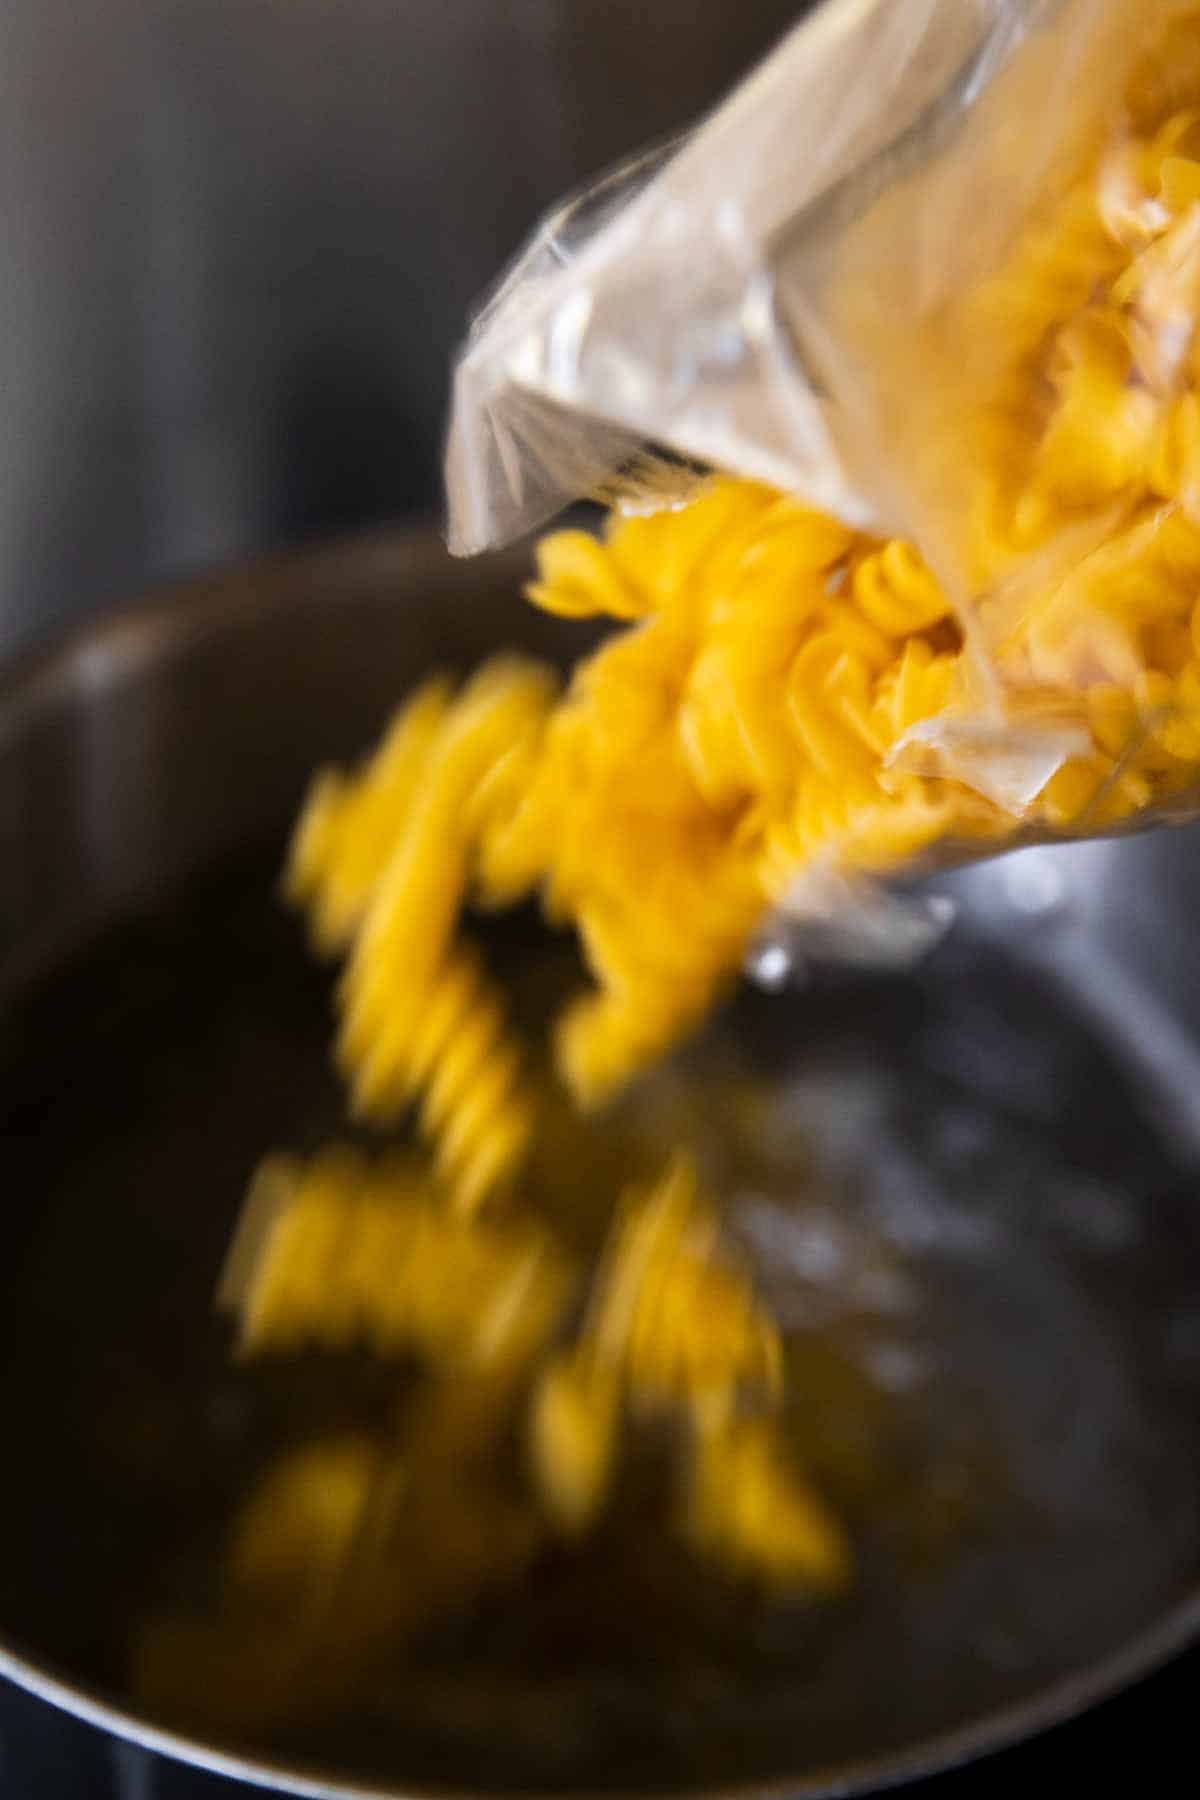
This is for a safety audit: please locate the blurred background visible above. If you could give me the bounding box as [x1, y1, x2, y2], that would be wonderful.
[0, 0, 805, 657]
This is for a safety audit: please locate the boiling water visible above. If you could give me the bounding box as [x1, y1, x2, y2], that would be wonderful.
[0, 853, 1198, 1790]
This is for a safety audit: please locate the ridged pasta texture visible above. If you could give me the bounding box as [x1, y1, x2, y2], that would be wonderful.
[294, 489, 1199, 1119]
[527, 1154, 848, 1588]
[287, 660, 553, 1208]
[218, 1145, 574, 1371]
[218, 1145, 847, 1609]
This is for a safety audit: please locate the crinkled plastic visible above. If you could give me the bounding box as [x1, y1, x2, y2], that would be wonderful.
[447, 0, 1136, 557]
[446, 0, 1200, 975]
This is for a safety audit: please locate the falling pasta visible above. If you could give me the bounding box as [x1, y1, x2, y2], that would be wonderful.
[525, 1152, 845, 1589]
[178, 11, 1200, 1734]
[218, 1145, 575, 1371]
[281, 55, 1200, 1118]
[210, 1140, 850, 1647]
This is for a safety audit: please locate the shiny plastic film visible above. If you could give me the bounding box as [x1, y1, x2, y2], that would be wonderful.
[442, 0, 1200, 989]
[446, 0, 1108, 555]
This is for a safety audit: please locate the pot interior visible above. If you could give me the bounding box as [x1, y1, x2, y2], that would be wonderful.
[1, 533, 1199, 1797]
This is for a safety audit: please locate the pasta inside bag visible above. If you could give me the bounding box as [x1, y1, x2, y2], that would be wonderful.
[296, 0, 1200, 1113]
[446, 0, 1200, 858]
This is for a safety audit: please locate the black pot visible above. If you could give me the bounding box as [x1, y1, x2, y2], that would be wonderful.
[1, 531, 1199, 1798]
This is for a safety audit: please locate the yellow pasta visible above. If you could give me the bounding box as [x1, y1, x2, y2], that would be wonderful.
[297, 467, 1200, 1115]
[849, 540, 952, 639]
[288, 661, 554, 1211]
[220, 1146, 574, 1372]
[208, 16, 1200, 1680]
[595, 1154, 783, 1423]
[345, 942, 537, 1217]
[137, 1385, 545, 1733]
[227, 1434, 382, 1595]
[284, 677, 454, 955]
[219, 1132, 843, 1600]
[684, 1413, 852, 1593]
[527, 1347, 622, 1538]
[528, 1156, 791, 1553]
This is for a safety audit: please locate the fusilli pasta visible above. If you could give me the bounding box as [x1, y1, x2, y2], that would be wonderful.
[289, 661, 553, 1211]
[527, 1155, 832, 1588]
[220, 1146, 574, 1371]
[220, 1136, 847, 1598]
[219, 7, 1200, 1677]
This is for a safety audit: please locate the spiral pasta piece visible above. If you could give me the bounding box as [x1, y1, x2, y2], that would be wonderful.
[320, 661, 554, 1210]
[409, 946, 538, 1215]
[606, 1156, 784, 1422]
[684, 1413, 852, 1593]
[220, 1146, 575, 1370]
[138, 1382, 546, 1733]
[339, 930, 511, 1163]
[554, 983, 716, 1114]
[527, 1347, 622, 1538]
[849, 541, 951, 639]
[528, 1156, 828, 1590]
[524, 528, 650, 621]
[285, 678, 454, 955]
[528, 1155, 781, 1536]
[338, 657, 556, 1046]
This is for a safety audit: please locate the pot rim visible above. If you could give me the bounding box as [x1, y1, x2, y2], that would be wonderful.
[3, 1587, 1200, 1800]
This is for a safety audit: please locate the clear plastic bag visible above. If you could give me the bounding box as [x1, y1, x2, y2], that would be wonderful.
[446, 0, 1144, 558]
[440, 0, 1200, 1017]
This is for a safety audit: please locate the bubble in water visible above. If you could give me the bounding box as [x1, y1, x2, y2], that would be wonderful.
[747, 940, 793, 991]
[1003, 850, 1069, 918]
[861, 1339, 934, 1393]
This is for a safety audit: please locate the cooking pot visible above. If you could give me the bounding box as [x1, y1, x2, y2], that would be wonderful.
[2, 529, 1200, 1797]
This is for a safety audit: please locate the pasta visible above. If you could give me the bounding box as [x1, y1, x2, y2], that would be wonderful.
[137, 1385, 545, 1733]
[190, 14, 1200, 1714]
[345, 941, 537, 1217]
[285, 677, 455, 956]
[290, 660, 553, 1212]
[684, 1413, 852, 1593]
[525, 1154, 841, 1591]
[530, 1153, 765, 1536]
[289, 63, 1200, 1109]
[584, 1153, 783, 1425]
[219, 1145, 574, 1372]
[219, 1138, 847, 1598]
[527, 1348, 621, 1538]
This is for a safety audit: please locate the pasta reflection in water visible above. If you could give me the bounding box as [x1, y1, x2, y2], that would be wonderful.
[138, 1129, 870, 1735]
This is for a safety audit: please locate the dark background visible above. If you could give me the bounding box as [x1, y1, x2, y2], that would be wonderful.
[0, 0, 805, 656]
